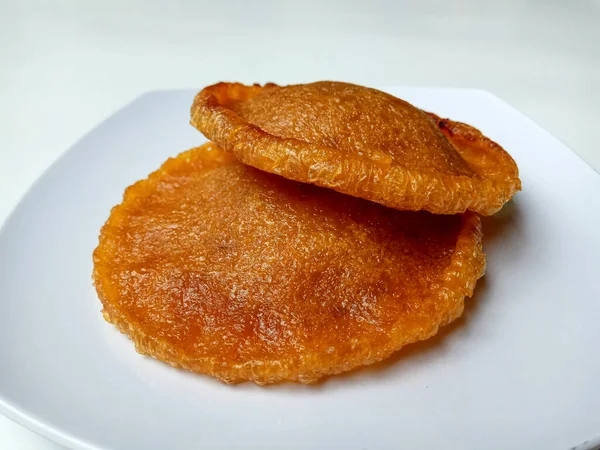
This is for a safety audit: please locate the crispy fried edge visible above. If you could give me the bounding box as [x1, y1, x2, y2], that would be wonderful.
[190, 82, 521, 216]
[92, 145, 486, 385]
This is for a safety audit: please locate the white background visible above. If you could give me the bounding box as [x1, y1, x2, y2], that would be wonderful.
[1, 1, 599, 448]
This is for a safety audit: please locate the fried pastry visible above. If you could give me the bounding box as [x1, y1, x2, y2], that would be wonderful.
[93, 143, 486, 384]
[191, 81, 520, 215]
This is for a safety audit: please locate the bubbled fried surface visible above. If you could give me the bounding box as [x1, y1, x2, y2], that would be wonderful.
[232, 82, 474, 177]
[191, 81, 521, 215]
[93, 143, 486, 384]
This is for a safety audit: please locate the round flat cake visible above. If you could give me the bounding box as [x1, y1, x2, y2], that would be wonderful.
[93, 143, 486, 384]
[191, 81, 520, 215]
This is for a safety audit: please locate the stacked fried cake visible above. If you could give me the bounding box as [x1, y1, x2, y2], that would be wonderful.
[93, 82, 520, 384]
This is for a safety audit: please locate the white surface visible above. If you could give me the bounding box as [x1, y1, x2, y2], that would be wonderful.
[1, 88, 600, 450]
[1, 2, 599, 449]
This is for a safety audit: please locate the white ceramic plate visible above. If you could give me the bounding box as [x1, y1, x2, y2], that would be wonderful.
[1, 88, 599, 450]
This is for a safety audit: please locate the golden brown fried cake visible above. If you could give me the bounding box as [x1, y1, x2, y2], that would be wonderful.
[93, 143, 486, 385]
[191, 81, 520, 215]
